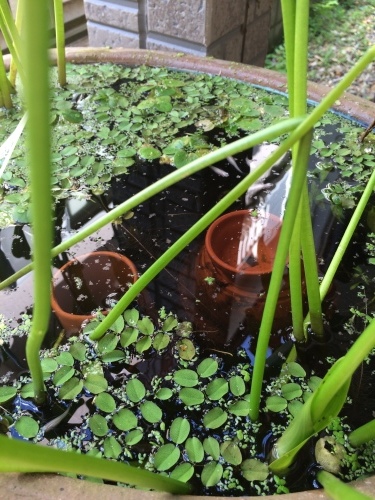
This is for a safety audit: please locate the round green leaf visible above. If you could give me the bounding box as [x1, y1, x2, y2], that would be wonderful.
[288, 400, 304, 417]
[177, 339, 195, 360]
[136, 335, 152, 354]
[126, 378, 146, 403]
[113, 408, 137, 431]
[185, 437, 204, 463]
[137, 317, 154, 335]
[140, 401, 162, 423]
[20, 383, 34, 399]
[124, 308, 139, 326]
[173, 369, 199, 387]
[162, 316, 178, 332]
[229, 376, 246, 396]
[156, 388, 173, 400]
[103, 436, 122, 459]
[55, 352, 74, 366]
[69, 342, 86, 361]
[0, 386, 17, 403]
[287, 362, 306, 378]
[153, 444, 180, 471]
[266, 395, 287, 412]
[206, 378, 228, 401]
[170, 463, 194, 483]
[203, 408, 228, 429]
[58, 377, 83, 400]
[41, 358, 58, 373]
[101, 349, 126, 363]
[109, 315, 125, 334]
[228, 400, 249, 417]
[120, 327, 138, 347]
[125, 429, 144, 446]
[14, 416, 39, 439]
[221, 440, 242, 465]
[152, 332, 170, 351]
[94, 392, 116, 413]
[53, 366, 75, 386]
[97, 333, 118, 354]
[281, 382, 303, 401]
[170, 417, 190, 444]
[138, 146, 161, 160]
[88, 414, 109, 437]
[84, 373, 108, 394]
[203, 437, 220, 460]
[241, 459, 269, 481]
[201, 461, 223, 487]
[197, 358, 218, 378]
[179, 388, 204, 406]
[308, 375, 323, 392]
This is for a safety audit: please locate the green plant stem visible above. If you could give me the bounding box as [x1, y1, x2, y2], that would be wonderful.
[280, 0, 296, 117]
[288, 198, 304, 341]
[0, 53, 12, 108]
[349, 419, 375, 448]
[53, 0, 66, 86]
[9, 0, 24, 86]
[23, 0, 52, 404]
[0, 0, 24, 82]
[0, 117, 304, 291]
[249, 130, 313, 421]
[0, 435, 190, 494]
[317, 470, 373, 500]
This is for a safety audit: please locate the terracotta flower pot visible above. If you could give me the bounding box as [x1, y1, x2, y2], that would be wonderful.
[51, 251, 138, 335]
[196, 210, 291, 344]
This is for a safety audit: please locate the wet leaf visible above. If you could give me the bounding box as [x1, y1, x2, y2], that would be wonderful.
[170, 417, 190, 444]
[137, 317, 154, 335]
[138, 146, 161, 160]
[84, 373, 108, 394]
[69, 342, 86, 362]
[109, 315, 125, 334]
[221, 440, 242, 465]
[287, 362, 306, 378]
[126, 378, 146, 403]
[228, 400, 249, 417]
[281, 382, 303, 401]
[206, 378, 228, 400]
[170, 463, 194, 482]
[173, 369, 199, 387]
[140, 401, 162, 423]
[241, 459, 269, 481]
[152, 332, 170, 351]
[55, 352, 74, 366]
[14, 416, 39, 439]
[156, 387, 173, 400]
[153, 444, 180, 471]
[125, 429, 143, 446]
[58, 377, 83, 400]
[162, 316, 178, 332]
[197, 358, 218, 378]
[113, 408, 137, 431]
[179, 388, 204, 406]
[201, 461, 223, 487]
[177, 339, 195, 360]
[185, 437, 204, 463]
[101, 349, 126, 363]
[94, 392, 116, 413]
[41, 358, 58, 373]
[124, 308, 139, 326]
[229, 375, 246, 396]
[120, 326, 138, 347]
[136, 335, 152, 353]
[203, 437, 220, 460]
[308, 375, 323, 392]
[103, 436, 122, 459]
[203, 408, 228, 429]
[0, 386, 17, 403]
[88, 414, 108, 437]
[97, 333, 118, 354]
[266, 395, 287, 412]
[53, 365, 75, 386]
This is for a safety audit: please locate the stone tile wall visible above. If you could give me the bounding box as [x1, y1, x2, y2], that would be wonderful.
[84, 0, 283, 66]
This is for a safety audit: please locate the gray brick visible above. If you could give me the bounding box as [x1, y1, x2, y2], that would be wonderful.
[84, 0, 138, 32]
[205, 0, 247, 45]
[87, 21, 140, 47]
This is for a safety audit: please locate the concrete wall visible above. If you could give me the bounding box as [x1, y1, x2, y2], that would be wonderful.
[84, 0, 282, 66]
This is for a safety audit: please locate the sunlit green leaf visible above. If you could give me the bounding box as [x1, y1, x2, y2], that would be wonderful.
[14, 416, 39, 439]
[203, 408, 228, 429]
[88, 414, 108, 437]
[113, 408, 137, 431]
[201, 461, 223, 487]
[173, 369, 199, 387]
[153, 444, 180, 471]
[140, 401, 162, 423]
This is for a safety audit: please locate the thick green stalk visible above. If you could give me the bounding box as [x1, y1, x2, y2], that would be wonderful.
[0, 0, 24, 82]
[0, 53, 12, 108]
[349, 419, 375, 448]
[9, 0, 25, 86]
[280, 0, 296, 117]
[0, 117, 304, 291]
[0, 435, 190, 494]
[23, 0, 52, 404]
[249, 130, 313, 421]
[53, 0, 66, 86]
[317, 471, 373, 500]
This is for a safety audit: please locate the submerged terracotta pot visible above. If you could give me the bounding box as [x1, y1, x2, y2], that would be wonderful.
[51, 251, 138, 335]
[196, 210, 291, 344]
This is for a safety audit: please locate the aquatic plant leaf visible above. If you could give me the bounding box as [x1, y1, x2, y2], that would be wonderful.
[140, 401, 162, 423]
[55, 352, 74, 366]
[97, 333, 118, 354]
[109, 315, 125, 334]
[206, 378, 228, 401]
[197, 358, 218, 378]
[237, 118, 262, 132]
[53, 366, 75, 386]
[287, 362, 306, 378]
[170, 463, 194, 483]
[203, 408, 228, 429]
[281, 383, 303, 401]
[201, 461, 223, 487]
[124, 308, 139, 326]
[203, 437, 220, 460]
[120, 326, 138, 347]
[308, 375, 323, 392]
[288, 400, 304, 417]
[153, 444, 180, 471]
[84, 373, 108, 394]
[229, 376, 246, 396]
[94, 392, 116, 413]
[0, 386, 17, 403]
[125, 429, 143, 446]
[61, 109, 83, 123]
[69, 342, 86, 362]
[14, 416, 39, 439]
[103, 436, 122, 459]
[170, 417, 190, 444]
[162, 316, 178, 332]
[126, 379, 146, 403]
[101, 349, 126, 363]
[58, 377, 83, 400]
[137, 317, 154, 335]
[138, 146, 161, 161]
[241, 459, 269, 481]
[177, 339, 195, 360]
[179, 388, 204, 407]
[136, 335, 152, 354]
[266, 395, 288, 412]
[227, 400, 249, 417]
[185, 437, 204, 463]
[156, 388, 173, 400]
[221, 440, 242, 466]
[113, 408, 137, 431]
[88, 414, 109, 437]
[173, 369, 199, 387]
[40, 358, 58, 373]
[20, 383, 34, 399]
[152, 333, 170, 351]
[117, 147, 137, 158]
